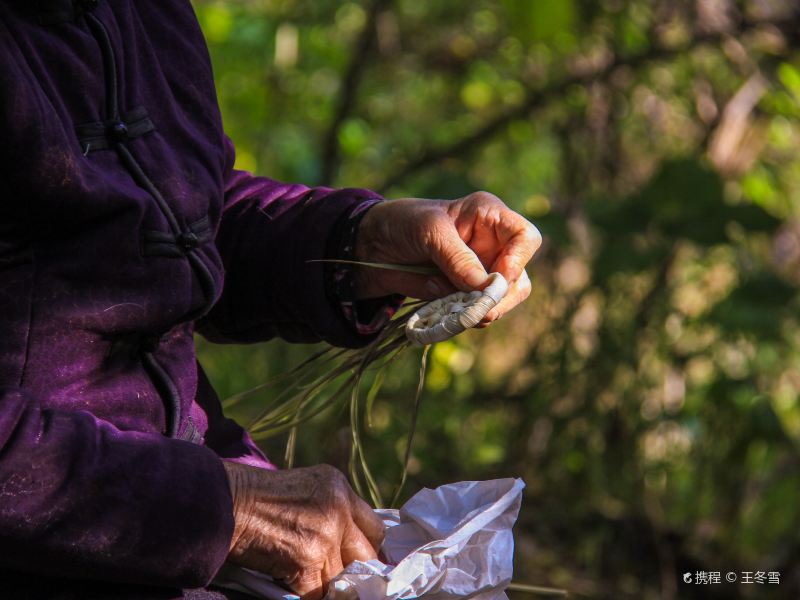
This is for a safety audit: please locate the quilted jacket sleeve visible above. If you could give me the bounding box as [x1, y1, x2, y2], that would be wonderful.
[196, 137, 387, 348]
[0, 387, 234, 588]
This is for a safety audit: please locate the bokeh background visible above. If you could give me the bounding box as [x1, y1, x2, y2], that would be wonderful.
[191, 1, 800, 597]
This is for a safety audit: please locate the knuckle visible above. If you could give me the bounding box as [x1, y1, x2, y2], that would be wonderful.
[312, 464, 349, 492]
[309, 464, 351, 509]
[475, 204, 496, 225]
[316, 528, 342, 552]
[313, 463, 341, 479]
[325, 467, 353, 501]
[298, 537, 333, 570]
[469, 190, 503, 206]
[319, 537, 339, 561]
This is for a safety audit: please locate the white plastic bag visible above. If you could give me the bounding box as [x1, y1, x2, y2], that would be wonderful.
[215, 478, 525, 600]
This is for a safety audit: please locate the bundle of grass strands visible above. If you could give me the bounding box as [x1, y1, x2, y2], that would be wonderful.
[224, 262, 508, 509]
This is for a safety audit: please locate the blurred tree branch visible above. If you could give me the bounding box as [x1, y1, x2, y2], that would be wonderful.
[319, 0, 392, 186]
[376, 12, 800, 194]
[708, 72, 769, 175]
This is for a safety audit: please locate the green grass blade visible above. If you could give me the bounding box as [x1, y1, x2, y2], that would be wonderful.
[390, 344, 430, 508]
[224, 346, 340, 408]
[307, 259, 440, 276]
[365, 365, 387, 429]
[506, 582, 568, 597]
[349, 353, 384, 508]
[285, 425, 298, 469]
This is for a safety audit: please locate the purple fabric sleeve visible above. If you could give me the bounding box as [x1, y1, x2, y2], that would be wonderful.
[196, 137, 387, 348]
[0, 387, 234, 588]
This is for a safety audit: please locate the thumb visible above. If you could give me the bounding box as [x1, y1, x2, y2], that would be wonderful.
[430, 224, 489, 291]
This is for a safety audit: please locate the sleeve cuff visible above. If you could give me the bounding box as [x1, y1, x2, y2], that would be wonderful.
[324, 199, 405, 337]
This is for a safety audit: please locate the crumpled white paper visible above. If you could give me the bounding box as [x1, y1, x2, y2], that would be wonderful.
[215, 478, 525, 600]
[332, 478, 525, 600]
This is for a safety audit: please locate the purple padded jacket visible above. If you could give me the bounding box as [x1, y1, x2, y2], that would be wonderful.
[0, 0, 383, 597]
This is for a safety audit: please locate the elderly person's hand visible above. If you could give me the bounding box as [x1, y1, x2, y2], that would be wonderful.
[355, 192, 541, 324]
[223, 462, 384, 600]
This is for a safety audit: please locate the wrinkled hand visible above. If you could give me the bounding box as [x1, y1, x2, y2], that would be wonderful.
[355, 192, 541, 323]
[223, 462, 385, 600]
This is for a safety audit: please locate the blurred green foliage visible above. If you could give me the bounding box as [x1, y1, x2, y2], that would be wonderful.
[192, 0, 800, 597]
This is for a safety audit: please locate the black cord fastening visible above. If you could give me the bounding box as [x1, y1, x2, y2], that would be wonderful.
[85, 13, 119, 120]
[76, 107, 155, 153]
[177, 232, 199, 252]
[82, 6, 219, 438]
[141, 351, 182, 438]
[108, 120, 128, 142]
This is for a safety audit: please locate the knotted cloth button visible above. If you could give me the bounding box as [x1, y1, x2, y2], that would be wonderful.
[108, 120, 128, 142]
[177, 231, 199, 252]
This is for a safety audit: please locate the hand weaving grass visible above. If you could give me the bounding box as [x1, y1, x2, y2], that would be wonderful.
[225, 261, 508, 509]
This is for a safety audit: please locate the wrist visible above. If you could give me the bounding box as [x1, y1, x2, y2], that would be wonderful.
[222, 461, 255, 556]
[354, 203, 384, 298]
[354, 201, 382, 262]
